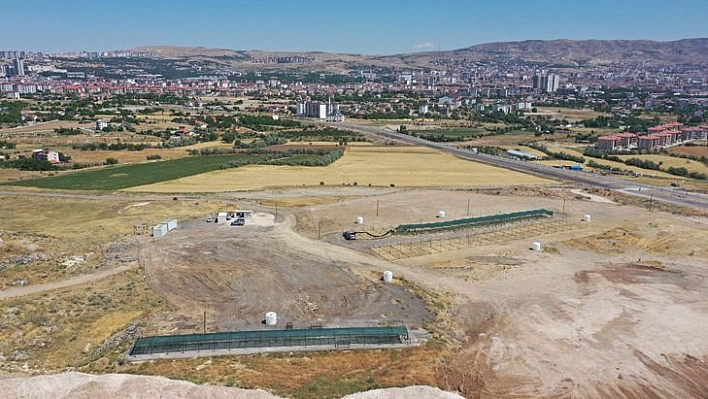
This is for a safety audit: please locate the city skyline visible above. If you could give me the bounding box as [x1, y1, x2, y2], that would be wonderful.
[3, 0, 707, 54]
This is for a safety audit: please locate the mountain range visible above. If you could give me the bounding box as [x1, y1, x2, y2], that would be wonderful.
[133, 38, 708, 72]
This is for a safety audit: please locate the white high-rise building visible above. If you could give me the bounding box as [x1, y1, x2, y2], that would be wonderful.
[297, 97, 344, 121]
[532, 72, 560, 93]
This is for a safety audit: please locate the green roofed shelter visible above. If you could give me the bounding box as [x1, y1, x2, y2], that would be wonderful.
[128, 326, 410, 358]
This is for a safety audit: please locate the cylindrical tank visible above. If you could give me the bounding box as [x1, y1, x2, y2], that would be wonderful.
[583, 214, 591, 222]
[437, 210, 446, 218]
[532, 242, 542, 251]
[383, 271, 393, 282]
[356, 216, 364, 224]
[265, 311, 277, 326]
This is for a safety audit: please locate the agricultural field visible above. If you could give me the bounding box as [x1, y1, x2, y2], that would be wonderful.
[533, 106, 610, 122]
[124, 146, 552, 192]
[668, 144, 708, 158]
[3, 155, 251, 190]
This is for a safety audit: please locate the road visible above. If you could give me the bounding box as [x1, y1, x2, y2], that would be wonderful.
[328, 122, 708, 212]
[0, 264, 137, 301]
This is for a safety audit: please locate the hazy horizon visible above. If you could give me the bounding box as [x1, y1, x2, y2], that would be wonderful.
[3, 0, 707, 54]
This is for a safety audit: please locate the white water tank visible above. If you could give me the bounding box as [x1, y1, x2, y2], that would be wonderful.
[356, 216, 364, 224]
[532, 242, 542, 251]
[583, 214, 591, 222]
[383, 270, 393, 282]
[265, 311, 277, 326]
[437, 210, 446, 218]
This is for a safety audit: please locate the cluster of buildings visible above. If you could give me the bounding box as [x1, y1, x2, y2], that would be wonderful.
[0, 58, 25, 78]
[296, 98, 345, 121]
[596, 122, 708, 150]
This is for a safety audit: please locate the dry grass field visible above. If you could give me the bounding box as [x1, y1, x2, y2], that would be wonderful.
[124, 146, 552, 192]
[0, 194, 228, 287]
[543, 146, 682, 179]
[669, 144, 708, 157]
[533, 106, 610, 122]
[618, 153, 708, 174]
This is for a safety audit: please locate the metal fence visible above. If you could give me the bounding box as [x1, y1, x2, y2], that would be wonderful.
[393, 208, 553, 234]
[129, 326, 409, 356]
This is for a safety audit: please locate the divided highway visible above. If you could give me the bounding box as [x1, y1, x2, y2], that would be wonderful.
[329, 122, 708, 212]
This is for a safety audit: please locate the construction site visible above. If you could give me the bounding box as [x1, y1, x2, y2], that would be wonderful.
[126, 183, 708, 397]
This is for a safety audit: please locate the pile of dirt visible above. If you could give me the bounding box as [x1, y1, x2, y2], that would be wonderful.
[0, 372, 279, 399]
[342, 386, 464, 399]
[0, 373, 464, 399]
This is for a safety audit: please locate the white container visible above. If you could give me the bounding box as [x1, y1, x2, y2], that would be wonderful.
[437, 210, 446, 218]
[217, 212, 228, 223]
[152, 223, 168, 238]
[265, 311, 277, 326]
[532, 241, 541, 251]
[166, 219, 178, 231]
[383, 271, 393, 282]
[356, 216, 364, 224]
[583, 214, 591, 222]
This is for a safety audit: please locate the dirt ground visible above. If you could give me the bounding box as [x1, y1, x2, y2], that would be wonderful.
[142, 213, 430, 333]
[135, 184, 708, 397]
[2, 182, 707, 397]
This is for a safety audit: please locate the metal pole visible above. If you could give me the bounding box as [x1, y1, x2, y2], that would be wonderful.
[376, 200, 379, 217]
[649, 194, 653, 211]
[467, 198, 471, 216]
[562, 198, 566, 215]
[203, 310, 206, 334]
[275, 201, 278, 218]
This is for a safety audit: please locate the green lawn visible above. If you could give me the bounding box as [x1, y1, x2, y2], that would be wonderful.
[3, 155, 256, 191]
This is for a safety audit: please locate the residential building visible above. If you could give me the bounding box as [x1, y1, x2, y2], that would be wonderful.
[13, 58, 24, 76]
[32, 148, 60, 164]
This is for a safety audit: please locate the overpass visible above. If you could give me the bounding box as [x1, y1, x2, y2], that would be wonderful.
[327, 122, 708, 212]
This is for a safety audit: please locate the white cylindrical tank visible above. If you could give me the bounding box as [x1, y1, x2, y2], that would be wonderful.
[437, 210, 446, 218]
[583, 214, 591, 222]
[356, 216, 364, 224]
[532, 242, 542, 251]
[265, 311, 277, 326]
[383, 271, 393, 282]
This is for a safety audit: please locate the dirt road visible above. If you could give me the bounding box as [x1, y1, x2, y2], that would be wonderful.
[0, 264, 137, 301]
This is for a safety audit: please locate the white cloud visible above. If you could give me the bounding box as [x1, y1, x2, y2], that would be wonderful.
[414, 42, 436, 49]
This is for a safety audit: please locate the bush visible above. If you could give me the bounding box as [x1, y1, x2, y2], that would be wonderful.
[146, 154, 162, 160]
[104, 157, 119, 165]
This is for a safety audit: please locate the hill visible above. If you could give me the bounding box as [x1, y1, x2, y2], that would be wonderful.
[133, 38, 708, 72]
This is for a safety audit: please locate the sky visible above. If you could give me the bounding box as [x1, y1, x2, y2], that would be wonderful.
[3, 0, 707, 54]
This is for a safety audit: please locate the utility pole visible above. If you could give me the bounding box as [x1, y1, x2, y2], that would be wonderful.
[649, 194, 653, 211]
[562, 198, 566, 215]
[376, 200, 379, 217]
[275, 201, 278, 219]
[203, 310, 206, 334]
[467, 198, 471, 217]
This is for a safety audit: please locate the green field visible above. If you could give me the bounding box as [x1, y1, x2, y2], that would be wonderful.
[3, 155, 257, 191]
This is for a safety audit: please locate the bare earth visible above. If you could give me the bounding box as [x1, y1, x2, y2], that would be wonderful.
[0, 372, 462, 399]
[1, 185, 707, 397]
[135, 186, 708, 397]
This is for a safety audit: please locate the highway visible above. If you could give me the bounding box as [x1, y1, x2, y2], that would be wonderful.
[328, 122, 708, 212]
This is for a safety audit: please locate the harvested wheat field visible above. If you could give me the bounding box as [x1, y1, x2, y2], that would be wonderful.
[125, 146, 552, 192]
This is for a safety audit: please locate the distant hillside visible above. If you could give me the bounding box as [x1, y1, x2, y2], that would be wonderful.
[444, 38, 708, 65]
[133, 39, 708, 72]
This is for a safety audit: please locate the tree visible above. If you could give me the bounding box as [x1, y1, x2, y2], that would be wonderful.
[222, 132, 237, 144]
[58, 152, 71, 163]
